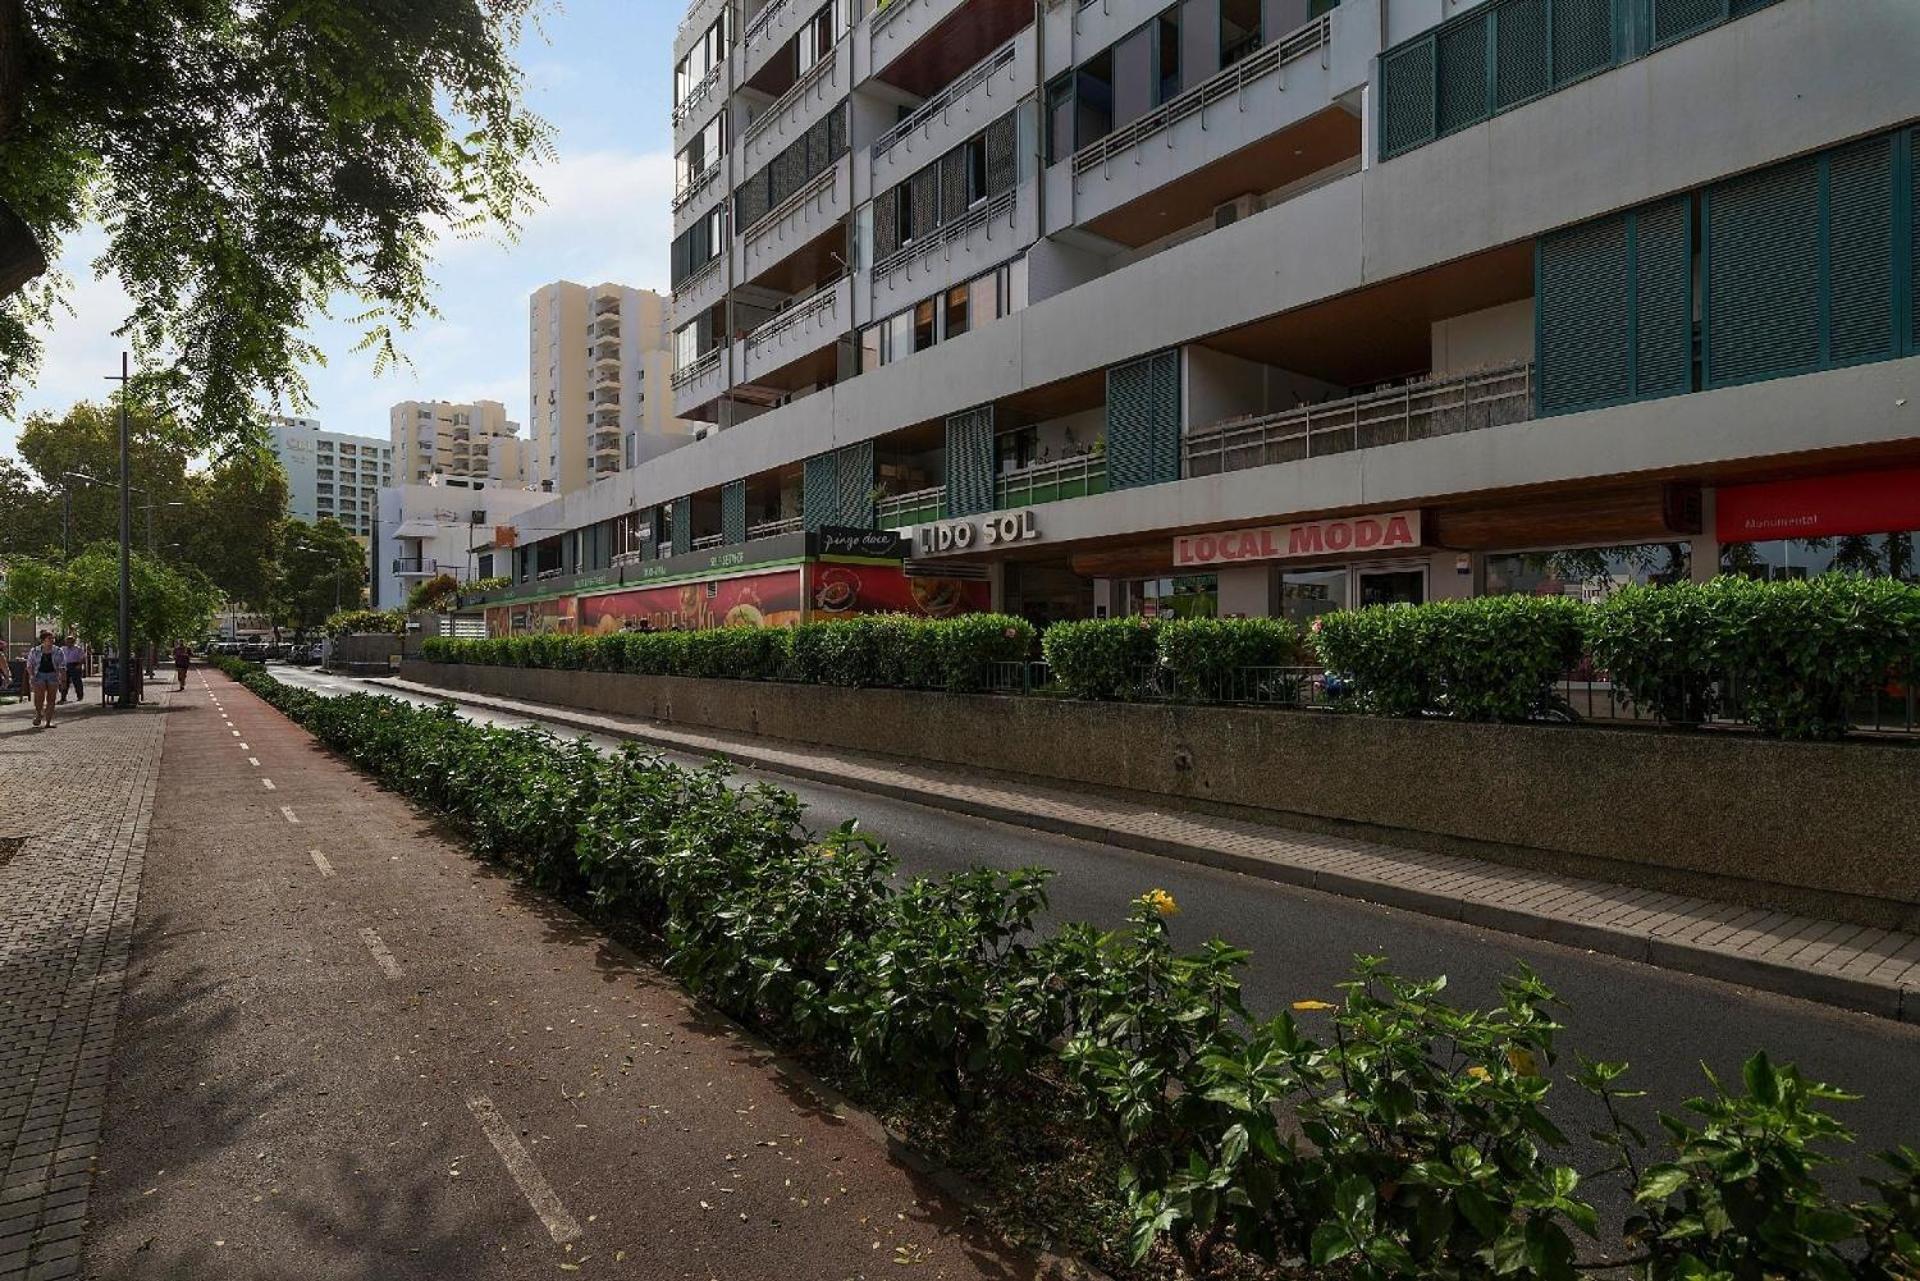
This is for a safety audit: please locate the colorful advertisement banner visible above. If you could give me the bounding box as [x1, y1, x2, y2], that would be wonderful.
[486, 595, 577, 636]
[578, 569, 806, 633]
[810, 562, 990, 619]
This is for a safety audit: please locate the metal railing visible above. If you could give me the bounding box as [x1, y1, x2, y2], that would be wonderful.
[870, 0, 919, 37]
[670, 346, 723, 389]
[744, 161, 839, 245]
[611, 549, 652, 568]
[536, 567, 566, 582]
[743, 43, 839, 149]
[672, 62, 724, 129]
[1184, 363, 1535, 479]
[745, 275, 845, 351]
[672, 160, 725, 212]
[872, 186, 1015, 279]
[994, 454, 1106, 508]
[744, 0, 793, 47]
[672, 255, 724, 304]
[749, 515, 803, 539]
[1552, 660, 1919, 737]
[875, 485, 947, 527]
[691, 532, 727, 550]
[392, 557, 439, 576]
[1072, 13, 1333, 177]
[873, 40, 1019, 160]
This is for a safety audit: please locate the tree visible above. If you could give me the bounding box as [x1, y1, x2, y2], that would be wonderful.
[0, 0, 551, 451]
[0, 454, 56, 558]
[177, 450, 289, 606]
[0, 544, 219, 648]
[271, 518, 365, 635]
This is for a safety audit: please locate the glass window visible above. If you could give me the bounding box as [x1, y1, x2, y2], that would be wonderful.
[886, 309, 913, 363]
[943, 286, 969, 340]
[1157, 11, 1182, 104]
[897, 182, 916, 245]
[1075, 51, 1114, 151]
[1126, 575, 1219, 619]
[859, 325, 883, 373]
[1486, 543, 1693, 599]
[1045, 74, 1074, 165]
[963, 136, 988, 206]
[1279, 567, 1349, 628]
[1220, 0, 1260, 67]
[1113, 24, 1154, 126]
[912, 298, 937, 352]
[1720, 532, 1918, 582]
[969, 270, 999, 326]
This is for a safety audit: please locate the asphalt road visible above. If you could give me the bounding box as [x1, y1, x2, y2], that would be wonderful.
[267, 664, 1920, 1207]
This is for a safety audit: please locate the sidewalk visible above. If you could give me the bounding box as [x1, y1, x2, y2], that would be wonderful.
[80, 670, 1051, 1280]
[375, 677, 1920, 1024]
[0, 693, 169, 1281]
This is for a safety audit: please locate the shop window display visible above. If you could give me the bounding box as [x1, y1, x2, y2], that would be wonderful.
[1720, 532, 1918, 582]
[1127, 574, 1218, 619]
[1484, 543, 1691, 599]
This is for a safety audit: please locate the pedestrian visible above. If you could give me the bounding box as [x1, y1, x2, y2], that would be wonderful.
[172, 639, 191, 691]
[59, 634, 84, 703]
[27, 630, 66, 729]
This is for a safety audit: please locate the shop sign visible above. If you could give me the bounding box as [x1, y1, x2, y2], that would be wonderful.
[818, 526, 907, 558]
[1173, 510, 1422, 567]
[1715, 468, 1920, 542]
[915, 509, 1039, 554]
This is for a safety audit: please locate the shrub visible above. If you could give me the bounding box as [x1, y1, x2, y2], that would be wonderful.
[1042, 617, 1160, 700]
[324, 607, 406, 638]
[933, 613, 1034, 693]
[406, 572, 461, 613]
[1156, 616, 1303, 697]
[1586, 582, 1723, 725]
[788, 617, 883, 687]
[1309, 602, 1437, 716]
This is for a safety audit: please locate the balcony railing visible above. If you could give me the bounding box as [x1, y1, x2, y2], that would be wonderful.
[876, 485, 947, 527]
[671, 346, 723, 389]
[995, 454, 1107, 508]
[672, 159, 725, 212]
[870, 0, 918, 37]
[1183, 362, 1536, 479]
[744, 0, 793, 48]
[873, 186, 1015, 279]
[749, 515, 803, 539]
[743, 43, 839, 149]
[612, 548, 652, 568]
[673, 255, 725, 304]
[745, 275, 845, 350]
[392, 557, 439, 576]
[691, 532, 727, 550]
[743, 159, 838, 243]
[1072, 12, 1332, 177]
[672, 62, 724, 129]
[873, 39, 1018, 160]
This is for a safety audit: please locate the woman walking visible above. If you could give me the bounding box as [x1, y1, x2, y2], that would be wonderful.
[27, 631, 66, 729]
[172, 640, 192, 691]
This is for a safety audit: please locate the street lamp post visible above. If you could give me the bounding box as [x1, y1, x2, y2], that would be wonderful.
[110, 353, 134, 709]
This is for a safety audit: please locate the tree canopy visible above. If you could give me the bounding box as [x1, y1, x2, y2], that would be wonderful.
[0, 0, 550, 451]
[1, 543, 220, 648]
[271, 517, 366, 636]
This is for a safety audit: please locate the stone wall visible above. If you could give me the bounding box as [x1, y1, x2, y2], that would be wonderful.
[399, 661, 1920, 931]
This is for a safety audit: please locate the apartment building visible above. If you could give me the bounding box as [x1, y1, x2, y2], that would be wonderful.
[475, 0, 1920, 635]
[370, 483, 556, 610]
[529, 282, 695, 495]
[266, 415, 394, 543]
[389, 400, 529, 490]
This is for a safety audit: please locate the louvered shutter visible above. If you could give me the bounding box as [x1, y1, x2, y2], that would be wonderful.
[1912, 131, 1920, 355]
[806, 115, 832, 179]
[671, 230, 690, 288]
[1634, 197, 1693, 399]
[1379, 36, 1435, 159]
[945, 408, 995, 517]
[737, 172, 767, 232]
[939, 147, 969, 227]
[829, 102, 848, 160]
[1107, 351, 1180, 490]
[1551, 0, 1615, 84]
[1651, 0, 1726, 48]
[1706, 155, 1821, 386]
[909, 165, 939, 241]
[802, 453, 837, 532]
[721, 480, 747, 546]
[1435, 13, 1490, 137]
[985, 113, 1017, 198]
[835, 440, 875, 527]
[874, 190, 900, 261]
[670, 498, 692, 556]
[1537, 214, 1632, 414]
[1827, 135, 1897, 366]
[1493, 0, 1549, 111]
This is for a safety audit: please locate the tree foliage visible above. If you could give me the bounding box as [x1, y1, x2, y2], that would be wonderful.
[271, 517, 365, 635]
[0, 543, 219, 646]
[0, 0, 552, 450]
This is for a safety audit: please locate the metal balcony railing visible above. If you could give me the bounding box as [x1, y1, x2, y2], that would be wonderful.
[1072, 13, 1333, 177]
[743, 44, 840, 149]
[744, 0, 792, 47]
[392, 557, 439, 576]
[672, 62, 724, 129]
[872, 187, 1014, 279]
[870, 0, 918, 37]
[672, 160, 725, 213]
[1183, 362, 1536, 478]
[691, 532, 727, 550]
[748, 515, 803, 539]
[743, 161, 839, 244]
[673, 255, 724, 304]
[876, 485, 947, 527]
[995, 455, 1107, 508]
[671, 347, 723, 389]
[745, 276, 845, 351]
[873, 39, 1018, 160]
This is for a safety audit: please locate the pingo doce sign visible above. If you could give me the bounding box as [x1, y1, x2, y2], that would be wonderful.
[1173, 510, 1422, 568]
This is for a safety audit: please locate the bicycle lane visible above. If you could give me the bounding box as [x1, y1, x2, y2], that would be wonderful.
[83, 671, 1045, 1280]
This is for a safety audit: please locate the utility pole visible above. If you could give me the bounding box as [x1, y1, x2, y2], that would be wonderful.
[108, 353, 134, 709]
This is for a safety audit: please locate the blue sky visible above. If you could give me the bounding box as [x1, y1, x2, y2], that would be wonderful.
[0, 0, 678, 454]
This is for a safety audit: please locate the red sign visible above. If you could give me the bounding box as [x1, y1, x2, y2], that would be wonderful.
[1716, 468, 1920, 542]
[809, 562, 990, 619]
[1173, 510, 1422, 568]
[579, 569, 806, 633]
[486, 595, 577, 637]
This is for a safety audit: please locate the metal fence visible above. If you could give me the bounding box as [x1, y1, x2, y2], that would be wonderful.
[1553, 660, 1919, 736]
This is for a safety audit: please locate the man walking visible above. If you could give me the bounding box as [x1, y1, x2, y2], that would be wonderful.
[172, 640, 192, 691]
[27, 631, 67, 729]
[59, 634, 85, 703]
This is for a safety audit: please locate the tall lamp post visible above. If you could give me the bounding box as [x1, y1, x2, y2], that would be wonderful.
[107, 353, 134, 709]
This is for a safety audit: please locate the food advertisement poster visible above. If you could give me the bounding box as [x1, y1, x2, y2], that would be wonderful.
[578, 569, 806, 632]
[810, 562, 990, 619]
[486, 595, 577, 636]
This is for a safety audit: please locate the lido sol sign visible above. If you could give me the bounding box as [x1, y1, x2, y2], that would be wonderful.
[915, 509, 1040, 554]
[1173, 510, 1422, 568]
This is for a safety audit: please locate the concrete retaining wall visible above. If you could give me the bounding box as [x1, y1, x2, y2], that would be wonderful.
[399, 660, 1920, 931]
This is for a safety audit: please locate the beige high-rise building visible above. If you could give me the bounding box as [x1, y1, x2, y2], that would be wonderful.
[530, 281, 693, 495]
[388, 399, 528, 489]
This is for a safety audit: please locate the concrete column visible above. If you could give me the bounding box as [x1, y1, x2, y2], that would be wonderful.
[1215, 565, 1276, 617]
[1691, 489, 1720, 583]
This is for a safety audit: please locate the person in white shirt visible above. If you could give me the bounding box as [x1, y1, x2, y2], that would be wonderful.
[27, 631, 67, 729]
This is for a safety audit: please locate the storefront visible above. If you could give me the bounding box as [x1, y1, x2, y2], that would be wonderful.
[1715, 468, 1920, 582]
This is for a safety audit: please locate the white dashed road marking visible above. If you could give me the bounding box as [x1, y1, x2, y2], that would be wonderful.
[358, 927, 403, 979]
[309, 850, 336, 878]
[239, 743, 249, 750]
[466, 1097, 583, 1245]
[279, 805, 300, 825]
[247, 757, 260, 767]
[230, 729, 240, 737]
[261, 778, 276, 790]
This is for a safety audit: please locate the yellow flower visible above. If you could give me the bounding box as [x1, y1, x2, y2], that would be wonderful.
[1506, 1047, 1540, 1077]
[1291, 1000, 1336, 1012]
[1140, 888, 1179, 918]
[1466, 1065, 1492, 1081]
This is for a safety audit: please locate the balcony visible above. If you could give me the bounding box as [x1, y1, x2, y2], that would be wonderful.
[671, 346, 729, 418]
[672, 159, 726, 218]
[392, 557, 441, 578]
[870, 184, 1031, 320]
[1183, 363, 1536, 478]
[866, 0, 967, 83]
[592, 311, 622, 338]
[691, 532, 727, 551]
[876, 485, 947, 528]
[748, 515, 803, 539]
[871, 34, 1027, 196]
[740, 0, 806, 84]
[740, 274, 851, 386]
[741, 153, 849, 283]
[672, 61, 724, 136]
[672, 254, 728, 321]
[995, 454, 1107, 508]
[741, 42, 848, 177]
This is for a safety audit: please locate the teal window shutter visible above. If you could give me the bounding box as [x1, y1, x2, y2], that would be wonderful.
[1650, 0, 1727, 48]
[1107, 351, 1181, 490]
[1827, 134, 1897, 367]
[670, 498, 692, 556]
[1706, 155, 1822, 387]
[1435, 13, 1492, 137]
[1551, 0, 1616, 84]
[1633, 197, 1694, 399]
[802, 453, 837, 532]
[945, 408, 996, 517]
[1378, 36, 1436, 160]
[1494, 0, 1550, 111]
[1537, 215, 1633, 414]
[835, 440, 875, 528]
[721, 479, 747, 545]
[1909, 130, 1920, 355]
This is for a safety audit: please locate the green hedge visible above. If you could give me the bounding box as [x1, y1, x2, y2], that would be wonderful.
[1041, 617, 1160, 700]
[421, 613, 1034, 695]
[215, 659, 1920, 1280]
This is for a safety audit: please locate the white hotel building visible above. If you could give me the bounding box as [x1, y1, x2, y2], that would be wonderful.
[475, 0, 1920, 630]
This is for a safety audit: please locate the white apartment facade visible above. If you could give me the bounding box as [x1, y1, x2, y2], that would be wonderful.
[266, 415, 394, 543]
[474, 0, 1920, 629]
[370, 482, 557, 611]
[389, 400, 529, 490]
[530, 282, 694, 495]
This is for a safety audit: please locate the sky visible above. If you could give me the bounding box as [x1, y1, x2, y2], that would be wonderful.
[0, 0, 679, 455]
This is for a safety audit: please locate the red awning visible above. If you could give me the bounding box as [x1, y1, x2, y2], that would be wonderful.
[1716, 468, 1920, 542]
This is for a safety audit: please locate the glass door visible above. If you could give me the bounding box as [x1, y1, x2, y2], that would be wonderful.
[1353, 563, 1427, 607]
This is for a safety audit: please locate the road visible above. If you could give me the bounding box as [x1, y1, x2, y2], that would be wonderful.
[268, 664, 1920, 1201]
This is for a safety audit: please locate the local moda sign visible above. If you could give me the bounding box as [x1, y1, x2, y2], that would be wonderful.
[1173, 510, 1422, 567]
[915, 509, 1040, 554]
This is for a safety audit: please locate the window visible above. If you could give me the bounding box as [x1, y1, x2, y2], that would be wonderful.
[1075, 50, 1114, 151]
[943, 286, 969, 341]
[963, 136, 988, 206]
[1220, 0, 1260, 67]
[1126, 575, 1218, 619]
[969, 271, 999, 328]
[675, 114, 727, 194]
[1157, 11, 1182, 104]
[886, 310, 912, 364]
[896, 180, 917, 246]
[1113, 24, 1153, 126]
[1486, 544, 1692, 598]
[859, 325, 882, 373]
[1721, 534, 1918, 583]
[1045, 74, 1074, 165]
[913, 299, 937, 352]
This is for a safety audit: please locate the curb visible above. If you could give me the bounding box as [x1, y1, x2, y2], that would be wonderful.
[366, 679, 1919, 1027]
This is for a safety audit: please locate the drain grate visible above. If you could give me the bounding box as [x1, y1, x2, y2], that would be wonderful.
[0, 837, 23, 867]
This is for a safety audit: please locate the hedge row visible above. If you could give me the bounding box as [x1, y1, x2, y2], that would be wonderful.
[217, 655, 1920, 1281]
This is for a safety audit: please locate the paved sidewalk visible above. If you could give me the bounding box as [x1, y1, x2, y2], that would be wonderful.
[0, 693, 169, 1281]
[82, 670, 1049, 1280]
[377, 677, 1920, 1024]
